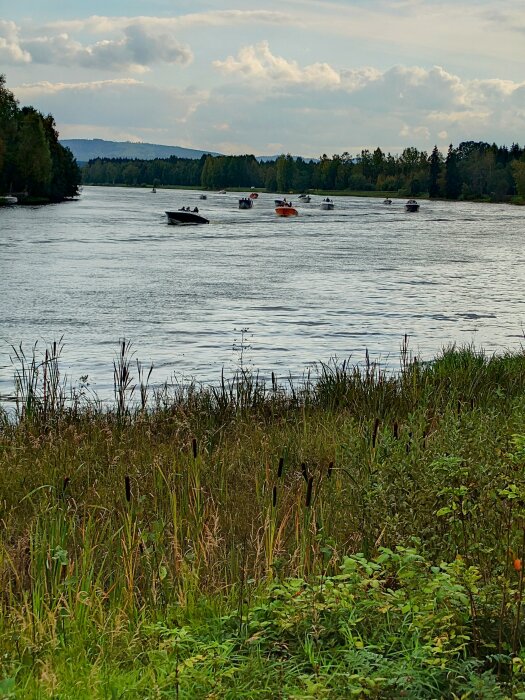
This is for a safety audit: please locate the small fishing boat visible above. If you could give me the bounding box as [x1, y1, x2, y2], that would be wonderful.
[275, 204, 298, 217]
[151, 187, 157, 193]
[166, 209, 209, 225]
[383, 198, 392, 205]
[0, 195, 18, 205]
[217, 189, 226, 194]
[405, 199, 420, 212]
[199, 194, 207, 200]
[298, 194, 311, 203]
[239, 197, 253, 209]
[249, 192, 259, 199]
[320, 198, 334, 210]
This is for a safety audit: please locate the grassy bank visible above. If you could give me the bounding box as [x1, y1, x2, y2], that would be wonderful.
[2, 343, 525, 697]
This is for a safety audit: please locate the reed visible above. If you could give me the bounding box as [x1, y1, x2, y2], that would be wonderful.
[2, 341, 525, 695]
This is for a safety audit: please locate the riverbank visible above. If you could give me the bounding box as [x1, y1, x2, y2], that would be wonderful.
[2, 346, 525, 697]
[78, 182, 525, 204]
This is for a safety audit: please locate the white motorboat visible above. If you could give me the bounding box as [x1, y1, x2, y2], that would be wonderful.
[320, 198, 334, 210]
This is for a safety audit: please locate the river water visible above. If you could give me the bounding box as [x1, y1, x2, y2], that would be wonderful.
[1, 186, 525, 403]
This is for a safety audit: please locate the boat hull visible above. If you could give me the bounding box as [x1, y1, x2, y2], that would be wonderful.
[0, 196, 18, 205]
[275, 206, 298, 217]
[166, 211, 209, 225]
[405, 204, 420, 212]
[320, 202, 334, 210]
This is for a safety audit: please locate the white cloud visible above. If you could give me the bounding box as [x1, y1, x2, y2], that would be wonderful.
[213, 41, 341, 88]
[15, 78, 142, 98]
[13, 79, 210, 137]
[45, 11, 290, 34]
[0, 20, 31, 63]
[21, 25, 192, 71]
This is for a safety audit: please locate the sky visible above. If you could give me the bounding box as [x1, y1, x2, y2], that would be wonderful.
[1, 0, 524, 158]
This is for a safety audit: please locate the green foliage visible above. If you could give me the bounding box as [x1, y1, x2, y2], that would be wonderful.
[0, 74, 80, 200]
[81, 138, 525, 202]
[3, 344, 525, 695]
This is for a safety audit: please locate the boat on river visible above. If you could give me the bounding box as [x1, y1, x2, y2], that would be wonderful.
[166, 209, 209, 225]
[320, 198, 334, 210]
[275, 204, 298, 217]
[298, 194, 311, 203]
[405, 199, 420, 212]
[383, 198, 392, 205]
[249, 192, 259, 199]
[239, 197, 254, 209]
[0, 195, 18, 205]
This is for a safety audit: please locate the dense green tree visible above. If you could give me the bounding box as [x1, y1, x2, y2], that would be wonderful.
[16, 110, 52, 195]
[0, 74, 80, 200]
[81, 139, 524, 204]
[445, 145, 461, 199]
[511, 159, 525, 197]
[428, 145, 442, 198]
[275, 154, 295, 192]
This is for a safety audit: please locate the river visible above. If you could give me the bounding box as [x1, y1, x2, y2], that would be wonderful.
[1, 186, 524, 403]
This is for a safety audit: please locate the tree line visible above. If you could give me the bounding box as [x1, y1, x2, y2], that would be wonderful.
[0, 75, 80, 201]
[82, 141, 525, 202]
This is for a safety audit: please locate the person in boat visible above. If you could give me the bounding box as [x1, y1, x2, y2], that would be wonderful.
[193, 207, 199, 213]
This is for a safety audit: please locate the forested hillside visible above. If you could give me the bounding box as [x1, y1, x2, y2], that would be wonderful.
[60, 138, 221, 163]
[83, 143, 525, 202]
[0, 75, 80, 202]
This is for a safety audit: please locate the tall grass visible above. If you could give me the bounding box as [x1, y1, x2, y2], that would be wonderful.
[3, 340, 525, 695]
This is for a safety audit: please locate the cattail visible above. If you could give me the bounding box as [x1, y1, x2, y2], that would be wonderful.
[470, 398, 474, 410]
[301, 462, 309, 482]
[192, 437, 198, 459]
[305, 477, 314, 507]
[393, 422, 399, 439]
[125, 475, 131, 502]
[272, 371, 277, 391]
[372, 418, 380, 448]
[62, 476, 70, 495]
[277, 457, 284, 478]
[405, 432, 413, 454]
[272, 485, 278, 507]
[327, 461, 334, 479]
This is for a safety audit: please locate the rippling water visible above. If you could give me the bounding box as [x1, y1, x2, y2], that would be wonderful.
[1, 186, 525, 401]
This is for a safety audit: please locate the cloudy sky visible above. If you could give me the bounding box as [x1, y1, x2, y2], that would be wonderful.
[1, 0, 524, 157]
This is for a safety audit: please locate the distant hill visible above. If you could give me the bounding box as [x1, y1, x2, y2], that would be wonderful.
[60, 138, 318, 165]
[60, 139, 222, 163]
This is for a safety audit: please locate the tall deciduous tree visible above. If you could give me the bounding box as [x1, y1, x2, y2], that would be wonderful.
[16, 110, 52, 194]
[511, 159, 525, 197]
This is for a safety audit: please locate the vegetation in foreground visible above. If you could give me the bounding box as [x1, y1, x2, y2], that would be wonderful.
[3, 342, 525, 697]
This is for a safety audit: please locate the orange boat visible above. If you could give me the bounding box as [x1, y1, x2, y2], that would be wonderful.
[275, 205, 298, 217]
[249, 192, 259, 199]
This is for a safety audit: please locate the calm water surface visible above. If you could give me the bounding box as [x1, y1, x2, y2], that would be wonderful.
[1, 186, 525, 401]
